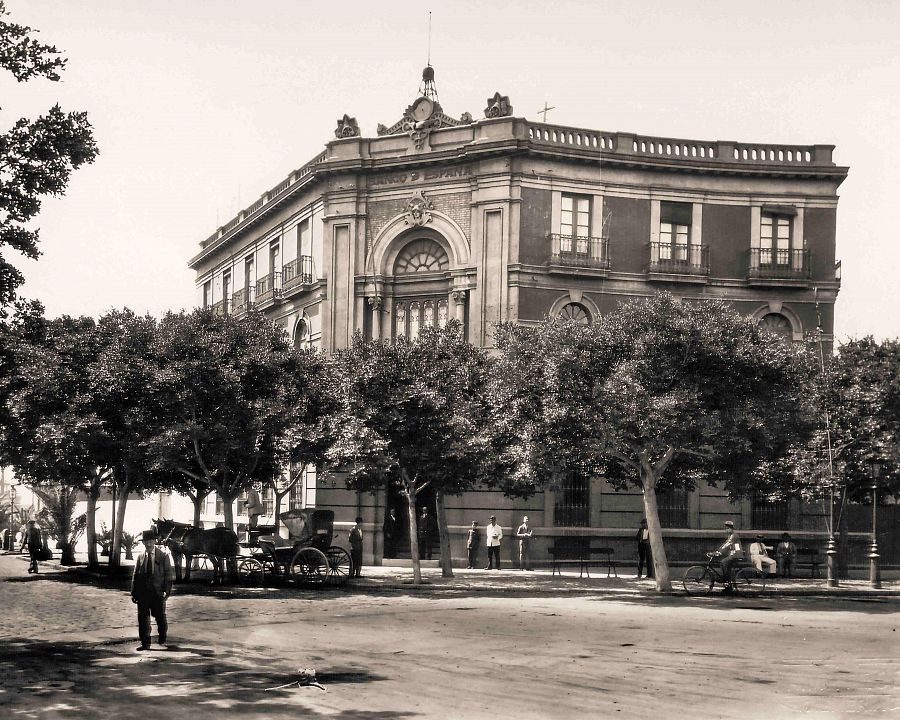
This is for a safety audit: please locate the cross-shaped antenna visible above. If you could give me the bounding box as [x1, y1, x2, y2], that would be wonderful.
[538, 101, 555, 122]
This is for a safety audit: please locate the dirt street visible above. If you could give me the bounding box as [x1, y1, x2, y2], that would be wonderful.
[0, 554, 897, 719]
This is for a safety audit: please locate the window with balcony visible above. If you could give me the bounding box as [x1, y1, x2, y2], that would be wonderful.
[554, 470, 590, 527]
[551, 194, 608, 268]
[750, 208, 809, 280]
[650, 202, 707, 275]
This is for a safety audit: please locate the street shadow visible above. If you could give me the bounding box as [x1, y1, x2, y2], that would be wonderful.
[0, 637, 407, 720]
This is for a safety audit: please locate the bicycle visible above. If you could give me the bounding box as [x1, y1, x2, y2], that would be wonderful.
[682, 551, 767, 596]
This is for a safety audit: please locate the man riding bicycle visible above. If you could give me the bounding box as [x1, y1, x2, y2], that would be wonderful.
[716, 520, 745, 586]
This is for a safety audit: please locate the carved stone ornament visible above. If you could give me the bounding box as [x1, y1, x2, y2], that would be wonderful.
[484, 92, 513, 119]
[376, 123, 389, 136]
[404, 191, 434, 227]
[459, 111, 473, 124]
[401, 97, 442, 150]
[334, 114, 360, 139]
[367, 296, 383, 311]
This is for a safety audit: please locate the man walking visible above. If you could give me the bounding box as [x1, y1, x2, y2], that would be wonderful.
[485, 515, 503, 570]
[131, 529, 175, 651]
[516, 516, 533, 570]
[23, 520, 42, 574]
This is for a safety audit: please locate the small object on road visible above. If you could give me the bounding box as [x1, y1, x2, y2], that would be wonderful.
[265, 667, 325, 692]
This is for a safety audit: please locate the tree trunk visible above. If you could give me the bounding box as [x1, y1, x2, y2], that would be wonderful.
[274, 492, 284, 534]
[221, 492, 238, 581]
[60, 542, 77, 565]
[401, 470, 422, 584]
[434, 489, 453, 578]
[109, 477, 131, 574]
[191, 492, 203, 529]
[641, 471, 673, 593]
[86, 482, 100, 569]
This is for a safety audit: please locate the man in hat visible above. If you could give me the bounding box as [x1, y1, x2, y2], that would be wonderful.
[131, 528, 175, 650]
[244, 483, 264, 530]
[23, 520, 43, 574]
[635, 518, 654, 579]
[716, 520, 744, 585]
[749, 535, 776, 576]
[485, 515, 503, 570]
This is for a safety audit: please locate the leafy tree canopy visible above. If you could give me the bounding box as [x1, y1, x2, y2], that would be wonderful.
[0, 0, 98, 307]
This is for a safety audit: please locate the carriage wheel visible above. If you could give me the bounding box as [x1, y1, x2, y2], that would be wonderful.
[238, 557, 265, 586]
[325, 547, 353, 586]
[288, 547, 328, 586]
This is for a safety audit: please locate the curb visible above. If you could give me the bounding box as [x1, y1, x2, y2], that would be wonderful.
[10, 552, 899, 601]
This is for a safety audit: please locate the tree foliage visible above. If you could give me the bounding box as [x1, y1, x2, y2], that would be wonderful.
[0, 0, 98, 307]
[148, 309, 337, 533]
[496, 293, 816, 592]
[329, 321, 511, 580]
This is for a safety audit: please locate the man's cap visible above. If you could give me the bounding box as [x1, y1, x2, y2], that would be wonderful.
[724, 520, 734, 527]
[756, 534, 765, 539]
[490, 515, 496, 520]
[142, 529, 158, 541]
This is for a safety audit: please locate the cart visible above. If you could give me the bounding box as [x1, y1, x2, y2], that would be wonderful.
[238, 508, 353, 587]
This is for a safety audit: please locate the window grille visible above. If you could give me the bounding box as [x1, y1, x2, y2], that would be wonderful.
[554, 471, 590, 527]
[752, 495, 790, 529]
[656, 488, 689, 528]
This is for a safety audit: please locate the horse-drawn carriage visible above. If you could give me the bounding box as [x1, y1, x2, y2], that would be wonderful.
[239, 509, 353, 587]
[155, 508, 353, 587]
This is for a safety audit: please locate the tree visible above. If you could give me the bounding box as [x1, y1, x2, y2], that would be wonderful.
[495, 293, 816, 593]
[0, 309, 118, 568]
[89, 310, 169, 572]
[33, 485, 85, 565]
[0, 1, 98, 308]
[149, 309, 332, 538]
[329, 322, 512, 582]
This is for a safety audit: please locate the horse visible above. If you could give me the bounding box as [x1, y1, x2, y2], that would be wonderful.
[153, 519, 239, 585]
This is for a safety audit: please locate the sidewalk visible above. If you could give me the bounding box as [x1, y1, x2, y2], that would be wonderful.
[6, 549, 899, 599]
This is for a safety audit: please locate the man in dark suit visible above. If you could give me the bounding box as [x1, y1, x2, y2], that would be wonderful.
[131, 528, 175, 651]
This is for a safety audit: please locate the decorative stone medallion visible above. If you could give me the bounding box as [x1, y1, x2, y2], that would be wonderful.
[334, 114, 360, 139]
[484, 92, 513, 118]
[404, 191, 434, 226]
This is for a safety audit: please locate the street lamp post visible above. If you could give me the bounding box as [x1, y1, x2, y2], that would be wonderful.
[868, 461, 881, 589]
[825, 480, 838, 587]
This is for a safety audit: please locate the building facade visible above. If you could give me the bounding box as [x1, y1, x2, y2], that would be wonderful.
[188, 71, 850, 567]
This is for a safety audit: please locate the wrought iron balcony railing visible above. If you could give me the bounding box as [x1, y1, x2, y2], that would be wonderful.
[255, 272, 282, 305]
[648, 242, 710, 275]
[282, 255, 315, 291]
[549, 234, 610, 269]
[211, 299, 231, 317]
[747, 248, 811, 280]
[231, 286, 256, 315]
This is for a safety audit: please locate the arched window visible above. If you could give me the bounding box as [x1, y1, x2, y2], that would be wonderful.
[758, 313, 792, 340]
[293, 318, 308, 349]
[394, 239, 449, 274]
[559, 302, 591, 325]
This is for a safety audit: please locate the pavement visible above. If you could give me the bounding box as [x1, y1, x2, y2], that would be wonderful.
[7, 549, 899, 599]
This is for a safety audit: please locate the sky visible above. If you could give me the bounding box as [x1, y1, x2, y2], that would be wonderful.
[3, 0, 900, 341]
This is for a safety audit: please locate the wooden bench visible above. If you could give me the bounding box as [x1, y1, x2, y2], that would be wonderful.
[549, 541, 619, 578]
[795, 548, 821, 578]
